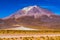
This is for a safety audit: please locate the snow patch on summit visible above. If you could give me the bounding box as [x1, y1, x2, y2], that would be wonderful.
[22, 5, 38, 13]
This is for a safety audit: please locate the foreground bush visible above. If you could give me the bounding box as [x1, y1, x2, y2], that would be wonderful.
[0, 36, 60, 40]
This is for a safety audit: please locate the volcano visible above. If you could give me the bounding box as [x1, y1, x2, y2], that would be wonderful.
[3, 5, 54, 19]
[0, 5, 60, 30]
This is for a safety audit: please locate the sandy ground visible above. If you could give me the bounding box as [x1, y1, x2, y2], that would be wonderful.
[4, 26, 37, 30]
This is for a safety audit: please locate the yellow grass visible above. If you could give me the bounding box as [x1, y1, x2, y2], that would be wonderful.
[0, 30, 60, 40]
[0, 30, 60, 34]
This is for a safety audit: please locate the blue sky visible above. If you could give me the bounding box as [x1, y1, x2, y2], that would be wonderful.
[0, 0, 60, 18]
